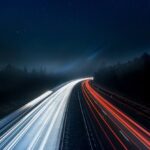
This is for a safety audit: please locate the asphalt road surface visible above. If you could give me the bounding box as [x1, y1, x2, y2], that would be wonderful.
[0, 78, 149, 150]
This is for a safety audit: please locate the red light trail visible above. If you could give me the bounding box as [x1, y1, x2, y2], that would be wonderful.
[82, 80, 150, 150]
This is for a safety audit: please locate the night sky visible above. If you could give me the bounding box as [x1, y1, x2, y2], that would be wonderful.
[0, 0, 150, 74]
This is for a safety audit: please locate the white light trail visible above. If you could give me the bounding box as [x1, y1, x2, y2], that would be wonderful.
[0, 78, 92, 150]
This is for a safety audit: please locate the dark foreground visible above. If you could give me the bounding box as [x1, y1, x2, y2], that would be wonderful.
[0, 79, 149, 150]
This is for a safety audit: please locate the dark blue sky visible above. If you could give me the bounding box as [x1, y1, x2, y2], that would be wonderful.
[0, 0, 150, 74]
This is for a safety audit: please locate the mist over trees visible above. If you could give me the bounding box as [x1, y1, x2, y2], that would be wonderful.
[94, 53, 149, 105]
[0, 65, 69, 118]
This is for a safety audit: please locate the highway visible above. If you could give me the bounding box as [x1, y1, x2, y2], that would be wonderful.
[0, 78, 149, 150]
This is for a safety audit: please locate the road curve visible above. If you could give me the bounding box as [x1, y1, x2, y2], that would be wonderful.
[0, 78, 92, 150]
[0, 78, 149, 150]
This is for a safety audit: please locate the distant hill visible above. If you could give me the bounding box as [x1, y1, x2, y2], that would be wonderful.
[94, 53, 150, 105]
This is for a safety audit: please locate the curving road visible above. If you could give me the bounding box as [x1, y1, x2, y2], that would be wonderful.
[0, 78, 149, 150]
[0, 78, 92, 150]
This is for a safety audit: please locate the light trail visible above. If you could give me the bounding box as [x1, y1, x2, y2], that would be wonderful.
[1, 77, 147, 150]
[0, 78, 92, 150]
[82, 80, 150, 150]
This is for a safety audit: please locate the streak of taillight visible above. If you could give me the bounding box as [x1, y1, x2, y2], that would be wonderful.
[82, 84, 117, 150]
[84, 83, 139, 148]
[84, 80, 150, 148]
